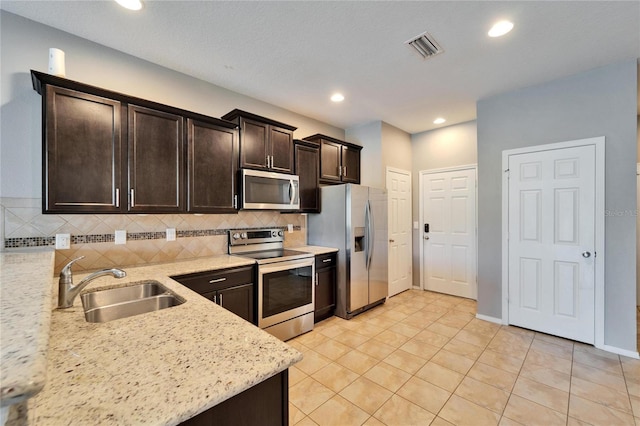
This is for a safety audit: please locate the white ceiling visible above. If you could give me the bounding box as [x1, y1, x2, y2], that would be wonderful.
[2, 0, 639, 134]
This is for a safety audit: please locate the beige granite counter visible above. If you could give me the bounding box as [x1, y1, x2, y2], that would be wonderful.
[0, 249, 56, 407]
[14, 255, 302, 425]
[292, 245, 339, 255]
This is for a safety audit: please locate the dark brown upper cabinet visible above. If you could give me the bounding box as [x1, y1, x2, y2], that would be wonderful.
[128, 105, 184, 213]
[187, 119, 239, 213]
[32, 70, 238, 214]
[293, 139, 320, 213]
[303, 134, 362, 185]
[221, 109, 296, 174]
[42, 85, 124, 213]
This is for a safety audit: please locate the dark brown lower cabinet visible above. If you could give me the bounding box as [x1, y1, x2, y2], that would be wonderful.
[180, 370, 288, 426]
[171, 266, 256, 324]
[202, 283, 254, 325]
[315, 252, 337, 322]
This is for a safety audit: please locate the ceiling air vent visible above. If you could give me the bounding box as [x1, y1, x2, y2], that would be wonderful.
[405, 31, 443, 59]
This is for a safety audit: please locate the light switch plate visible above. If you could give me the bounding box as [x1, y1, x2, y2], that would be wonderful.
[413, 221, 419, 230]
[166, 228, 176, 241]
[55, 233, 71, 250]
[115, 230, 127, 245]
[287, 224, 294, 233]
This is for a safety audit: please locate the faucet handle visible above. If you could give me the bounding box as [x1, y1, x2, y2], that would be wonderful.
[60, 256, 85, 283]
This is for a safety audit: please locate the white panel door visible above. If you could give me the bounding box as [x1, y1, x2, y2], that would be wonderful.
[508, 145, 595, 343]
[422, 168, 477, 299]
[387, 168, 412, 296]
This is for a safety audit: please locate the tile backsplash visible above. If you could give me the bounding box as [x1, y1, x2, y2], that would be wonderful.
[1, 197, 306, 273]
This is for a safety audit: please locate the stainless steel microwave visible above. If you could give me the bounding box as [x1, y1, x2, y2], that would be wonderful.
[240, 169, 300, 210]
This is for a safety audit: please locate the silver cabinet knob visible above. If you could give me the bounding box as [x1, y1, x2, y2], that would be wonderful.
[389, 239, 395, 243]
[582, 251, 591, 258]
[424, 236, 430, 240]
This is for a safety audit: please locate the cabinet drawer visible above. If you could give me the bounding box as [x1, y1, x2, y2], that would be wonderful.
[172, 266, 254, 294]
[315, 252, 337, 269]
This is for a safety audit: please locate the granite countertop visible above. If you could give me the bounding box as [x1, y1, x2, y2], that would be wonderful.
[0, 249, 56, 407]
[293, 245, 339, 255]
[13, 255, 302, 426]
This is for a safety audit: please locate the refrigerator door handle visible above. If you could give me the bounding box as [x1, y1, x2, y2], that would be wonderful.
[364, 201, 370, 270]
[365, 200, 374, 270]
[367, 200, 374, 269]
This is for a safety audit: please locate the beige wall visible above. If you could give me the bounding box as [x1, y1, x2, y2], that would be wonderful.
[346, 121, 411, 189]
[381, 122, 412, 174]
[410, 121, 478, 286]
[346, 121, 381, 187]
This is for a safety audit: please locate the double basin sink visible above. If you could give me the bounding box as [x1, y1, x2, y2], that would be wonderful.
[81, 280, 185, 323]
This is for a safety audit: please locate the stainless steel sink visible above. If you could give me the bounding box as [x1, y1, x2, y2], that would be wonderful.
[80, 280, 185, 323]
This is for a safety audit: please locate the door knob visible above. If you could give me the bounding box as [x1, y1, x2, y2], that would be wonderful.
[582, 251, 591, 258]
[424, 236, 430, 240]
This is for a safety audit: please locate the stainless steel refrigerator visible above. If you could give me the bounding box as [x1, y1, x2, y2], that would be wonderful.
[308, 184, 388, 319]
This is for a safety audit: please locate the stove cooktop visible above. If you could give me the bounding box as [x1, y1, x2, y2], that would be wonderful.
[239, 249, 310, 260]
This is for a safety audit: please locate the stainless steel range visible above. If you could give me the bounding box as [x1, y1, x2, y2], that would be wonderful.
[228, 228, 314, 341]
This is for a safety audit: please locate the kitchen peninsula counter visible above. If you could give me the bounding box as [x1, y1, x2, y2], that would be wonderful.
[9, 255, 302, 426]
[0, 249, 56, 407]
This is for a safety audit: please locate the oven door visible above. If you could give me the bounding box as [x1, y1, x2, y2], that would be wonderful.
[258, 257, 314, 329]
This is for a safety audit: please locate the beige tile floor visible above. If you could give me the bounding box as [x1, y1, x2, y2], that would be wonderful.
[287, 289, 640, 426]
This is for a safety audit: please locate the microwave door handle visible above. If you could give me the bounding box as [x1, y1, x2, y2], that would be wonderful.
[289, 179, 296, 205]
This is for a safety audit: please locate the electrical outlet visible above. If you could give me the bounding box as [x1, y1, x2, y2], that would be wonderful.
[287, 224, 293, 233]
[55, 233, 70, 249]
[166, 228, 176, 241]
[114, 230, 127, 245]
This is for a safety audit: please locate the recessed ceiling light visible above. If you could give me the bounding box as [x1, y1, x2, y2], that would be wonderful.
[330, 93, 345, 103]
[433, 117, 446, 125]
[115, 0, 143, 11]
[488, 20, 514, 37]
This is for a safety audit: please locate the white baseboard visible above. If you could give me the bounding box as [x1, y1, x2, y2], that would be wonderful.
[476, 313, 504, 325]
[596, 344, 640, 359]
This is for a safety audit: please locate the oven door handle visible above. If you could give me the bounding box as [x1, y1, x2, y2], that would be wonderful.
[289, 179, 297, 206]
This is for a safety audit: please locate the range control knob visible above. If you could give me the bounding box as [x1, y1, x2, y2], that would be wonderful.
[240, 232, 248, 239]
[271, 230, 278, 237]
[278, 230, 284, 237]
[232, 233, 241, 240]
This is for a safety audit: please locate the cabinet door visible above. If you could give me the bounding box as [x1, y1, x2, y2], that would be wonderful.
[294, 143, 320, 213]
[240, 118, 269, 170]
[44, 85, 123, 213]
[319, 140, 342, 183]
[269, 127, 294, 173]
[187, 119, 238, 213]
[315, 268, 336, 313]
[218, 283, 255, 324]
[128, 105, 184, 212]
[341, 145, 361, 184]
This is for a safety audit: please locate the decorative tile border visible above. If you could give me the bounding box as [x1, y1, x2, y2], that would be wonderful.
[4, 226, 302, 249]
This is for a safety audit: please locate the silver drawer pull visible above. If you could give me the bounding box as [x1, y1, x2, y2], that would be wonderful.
[209, 277, 227, 284]
[322, 259, 332, 263]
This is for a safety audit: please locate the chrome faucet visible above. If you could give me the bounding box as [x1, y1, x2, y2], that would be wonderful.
[57, 256, 127, 309]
